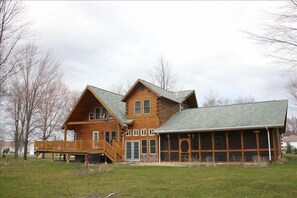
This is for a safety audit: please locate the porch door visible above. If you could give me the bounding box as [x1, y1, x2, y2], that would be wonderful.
[105, 131, 117, 144]
[126, 141, 139, 161]
[93, 131, 99, 149]
[180, 138, 190, 162]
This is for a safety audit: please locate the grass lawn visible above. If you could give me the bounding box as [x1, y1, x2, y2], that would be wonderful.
[1, 155, 297, 198]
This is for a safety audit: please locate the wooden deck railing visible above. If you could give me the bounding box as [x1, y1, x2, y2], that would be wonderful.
[35, 140, 124, 162]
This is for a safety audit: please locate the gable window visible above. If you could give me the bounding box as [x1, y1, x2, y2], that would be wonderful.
[134, 101, 141, 114]
[150, 140, 156, 154]
[101, 107, 107, 119]
[126, 130, 131, 136]
[133, 129, 139, 136]
[89, 113, 94, 120]
[149, 129, 155, 136]
[141, 140, 148, 154]
[95, 108, 101, 120]
[141, 129, 147, 136]
[143, 100, 150, 114]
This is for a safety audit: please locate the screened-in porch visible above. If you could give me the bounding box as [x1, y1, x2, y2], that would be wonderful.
[160, 129, 280, 163]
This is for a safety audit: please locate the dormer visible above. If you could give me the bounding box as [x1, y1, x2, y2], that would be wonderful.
[122, 79, 198, 126]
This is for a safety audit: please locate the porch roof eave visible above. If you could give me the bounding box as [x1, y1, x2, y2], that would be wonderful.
[155, 124, 284, 134]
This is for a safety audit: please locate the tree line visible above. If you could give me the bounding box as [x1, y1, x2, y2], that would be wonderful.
[0, 0, 79, 159]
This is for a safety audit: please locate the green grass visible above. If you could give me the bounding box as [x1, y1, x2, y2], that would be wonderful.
[1, 155, 297, 198]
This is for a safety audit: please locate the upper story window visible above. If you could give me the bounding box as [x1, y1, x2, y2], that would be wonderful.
[95, 108, 101, 120]
[143, 100, 150, 114]
[126, 129, 131, 136]
[89, 113, 94, 120]
[101, 107, 107, 119]
[141, 129, 147, 136]
[133, 129, 139, 136]
[149, 129, 155, 136]
[134, 101, 141, 115]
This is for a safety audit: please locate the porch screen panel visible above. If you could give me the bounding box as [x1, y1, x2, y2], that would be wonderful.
[244, 151, 257, 162]
[229, 152, 242, 162]
[243, 131, 256, 149]
[161, 134, 169, 150]
[228, 131, 241, 149]
[191, 133, 199, 150]
[201, 132, 212, 150]
[259, 131, 268, 149]
[170, 152, 179, 161]
[215, 152, 227, 162]
[191, 152, 199, 162]
[170, 134, 179, 150]
[161, 152, 169, 161]
[201, 152, 213, 162]
[214, 132, 226, 150]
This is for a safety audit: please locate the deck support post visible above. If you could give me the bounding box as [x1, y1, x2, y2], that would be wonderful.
[67, 154, 70, 163]
[85, 154, 89, 168]
[51, 153, 54, 162]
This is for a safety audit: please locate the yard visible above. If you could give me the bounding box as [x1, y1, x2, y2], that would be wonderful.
[0, 155, 297, 198]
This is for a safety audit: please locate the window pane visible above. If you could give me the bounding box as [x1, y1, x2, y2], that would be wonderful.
[150, 140, 156, 154]
[101, 108, 107, 119]
[142, 140, 147, 154]
[144, 100, 150, 113]
[126, 142, 131, 159]
[112, 131, 117, 141]
[135, 101, 141, 114]
[191, 133, 199, 150]
[105, 131, 110, 143]
[141, 129, 147, 136]
[134, 142, 139, 159]
[95, 108, 100, 119]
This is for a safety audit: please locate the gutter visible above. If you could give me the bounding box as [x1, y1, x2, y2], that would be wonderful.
[155, 124, 284, 133]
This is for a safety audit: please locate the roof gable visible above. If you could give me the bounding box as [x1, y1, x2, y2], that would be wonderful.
[156, 100, 288, 133]
[122, 79, 196, 104]
[63, 85, 126, 127]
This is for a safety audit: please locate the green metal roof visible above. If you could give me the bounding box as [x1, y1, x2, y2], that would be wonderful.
[155, 100, 288, 133]
[139, 79, 194, 103]
[88, 86, 127, 125]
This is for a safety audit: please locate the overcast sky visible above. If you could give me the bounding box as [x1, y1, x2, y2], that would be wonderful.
[23, 1, 289, 106]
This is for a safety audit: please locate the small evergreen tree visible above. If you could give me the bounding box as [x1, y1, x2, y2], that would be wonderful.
[286, 143, 294, 154]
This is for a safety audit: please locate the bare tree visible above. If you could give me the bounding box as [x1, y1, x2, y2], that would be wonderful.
[147, 56, 177, 91]
[287, 116, 297, 133]
[36, 80, 69, 141]
[6, 44, 63, 159]
[0, 0, 29, 91]
[109, 79, 132, 95]
[287, 75, 297, 112]
[202, 89, 255, 107]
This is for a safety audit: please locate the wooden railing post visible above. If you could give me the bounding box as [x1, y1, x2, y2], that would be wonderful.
[46, 140, 48, 150]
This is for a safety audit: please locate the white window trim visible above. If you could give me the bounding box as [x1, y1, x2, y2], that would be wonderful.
[134, 100, 141, 115]
[133, 129, 139, 136]
[149, 139, 156, 154]
[143, 99, 151, 114]
[95, 107, 100, 120]
[149, 129, 155, 136]
[141, 129, 147, 136]
[126, 129, 131, 136]
[141, 140, 148, 154]
[125, 140, 140, 161]
[89, 113, 94, 120]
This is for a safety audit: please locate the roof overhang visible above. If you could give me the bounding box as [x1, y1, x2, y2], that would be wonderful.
[155, 124, 285, 134]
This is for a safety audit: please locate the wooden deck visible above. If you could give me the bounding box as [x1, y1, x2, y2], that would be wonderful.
[34, 140, 124, 162]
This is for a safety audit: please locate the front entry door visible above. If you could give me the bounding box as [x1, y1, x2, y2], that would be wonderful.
[180, 138, 190, 162]
[126, 141, 139, 161]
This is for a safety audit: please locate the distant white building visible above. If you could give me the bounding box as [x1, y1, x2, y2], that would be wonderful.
[282, 134, 297, 149]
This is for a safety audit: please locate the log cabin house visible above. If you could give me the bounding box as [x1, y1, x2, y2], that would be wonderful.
[35, 79, 288, 163]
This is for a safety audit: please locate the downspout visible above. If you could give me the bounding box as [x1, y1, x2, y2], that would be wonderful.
[266, 127, 272, 163]
[158, 133, 161, 163]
